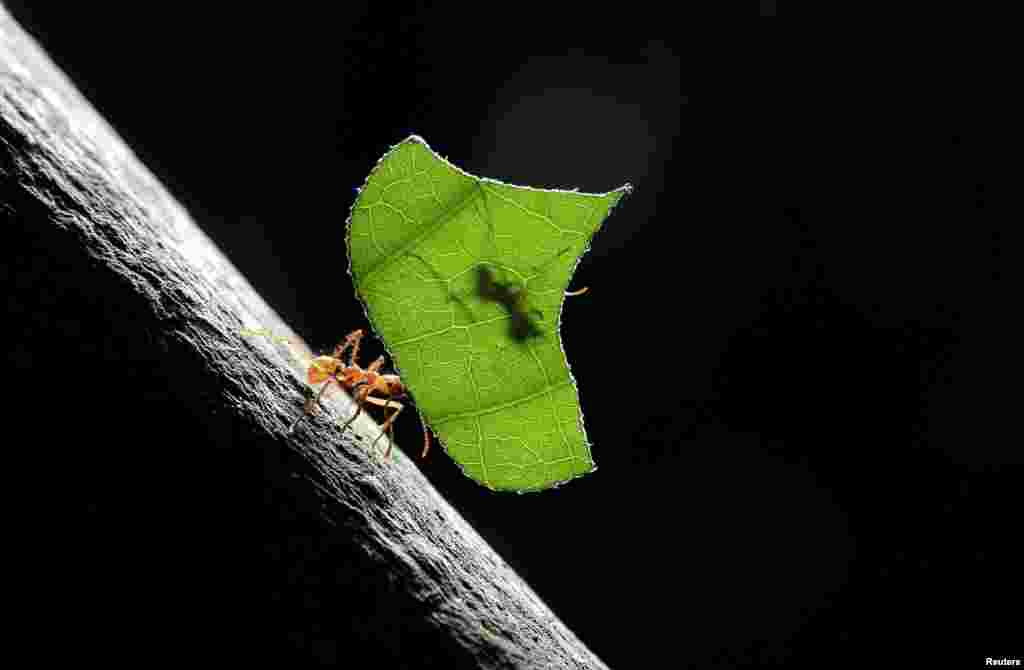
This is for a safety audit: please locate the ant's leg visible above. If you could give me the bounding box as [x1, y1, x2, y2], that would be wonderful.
[379, 403, 404, 460]
[366, 395, 404, 459]
[346, 329, 364, 367]
[289, 376, 338, 433]
[383, 402, 398, 460]
[287, 411, 306, 434]
[339, 403, 362, 433]
[366, 356, 385, 374]
[329, 329, 363, 365]
[385, 400, 400, 458]
[340, 385, 370, 434]
[386, 414, 397, 459]
[564, 286, 589, 297]
[331, 338, 351, 361]
[420, 427, 432, 459]
[370, 393, 393, 455]
[310, 376, 337, 408]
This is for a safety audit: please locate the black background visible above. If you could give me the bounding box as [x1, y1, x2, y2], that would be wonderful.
[7, 5, 1014, 668]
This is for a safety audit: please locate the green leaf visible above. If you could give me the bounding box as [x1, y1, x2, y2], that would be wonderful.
[347, 136, 630, 492]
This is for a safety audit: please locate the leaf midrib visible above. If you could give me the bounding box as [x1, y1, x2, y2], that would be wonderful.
[354, 175, 480, 289]
[430, 378, 573, 426]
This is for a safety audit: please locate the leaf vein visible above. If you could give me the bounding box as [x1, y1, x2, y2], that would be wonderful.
[430, 379, 573, 426]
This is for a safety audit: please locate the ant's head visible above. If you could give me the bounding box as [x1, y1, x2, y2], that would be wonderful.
[307, 355, 340, 384]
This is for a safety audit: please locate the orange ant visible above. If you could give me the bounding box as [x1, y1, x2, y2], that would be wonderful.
[291, 329, 430, 460]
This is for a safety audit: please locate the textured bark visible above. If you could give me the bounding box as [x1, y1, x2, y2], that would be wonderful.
[1, 7, 607, 668]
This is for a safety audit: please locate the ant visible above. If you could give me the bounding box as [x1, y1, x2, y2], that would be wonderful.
[291, 329, 430, 460]
[475, 265, 588, 341]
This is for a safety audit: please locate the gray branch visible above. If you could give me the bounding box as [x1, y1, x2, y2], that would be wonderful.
[1, 6, 607, 668]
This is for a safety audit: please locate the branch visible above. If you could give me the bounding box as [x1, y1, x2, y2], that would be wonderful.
[0, 7, 607, 668]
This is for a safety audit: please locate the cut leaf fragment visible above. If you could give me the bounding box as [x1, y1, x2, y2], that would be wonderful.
[347, 136, 630, 492]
